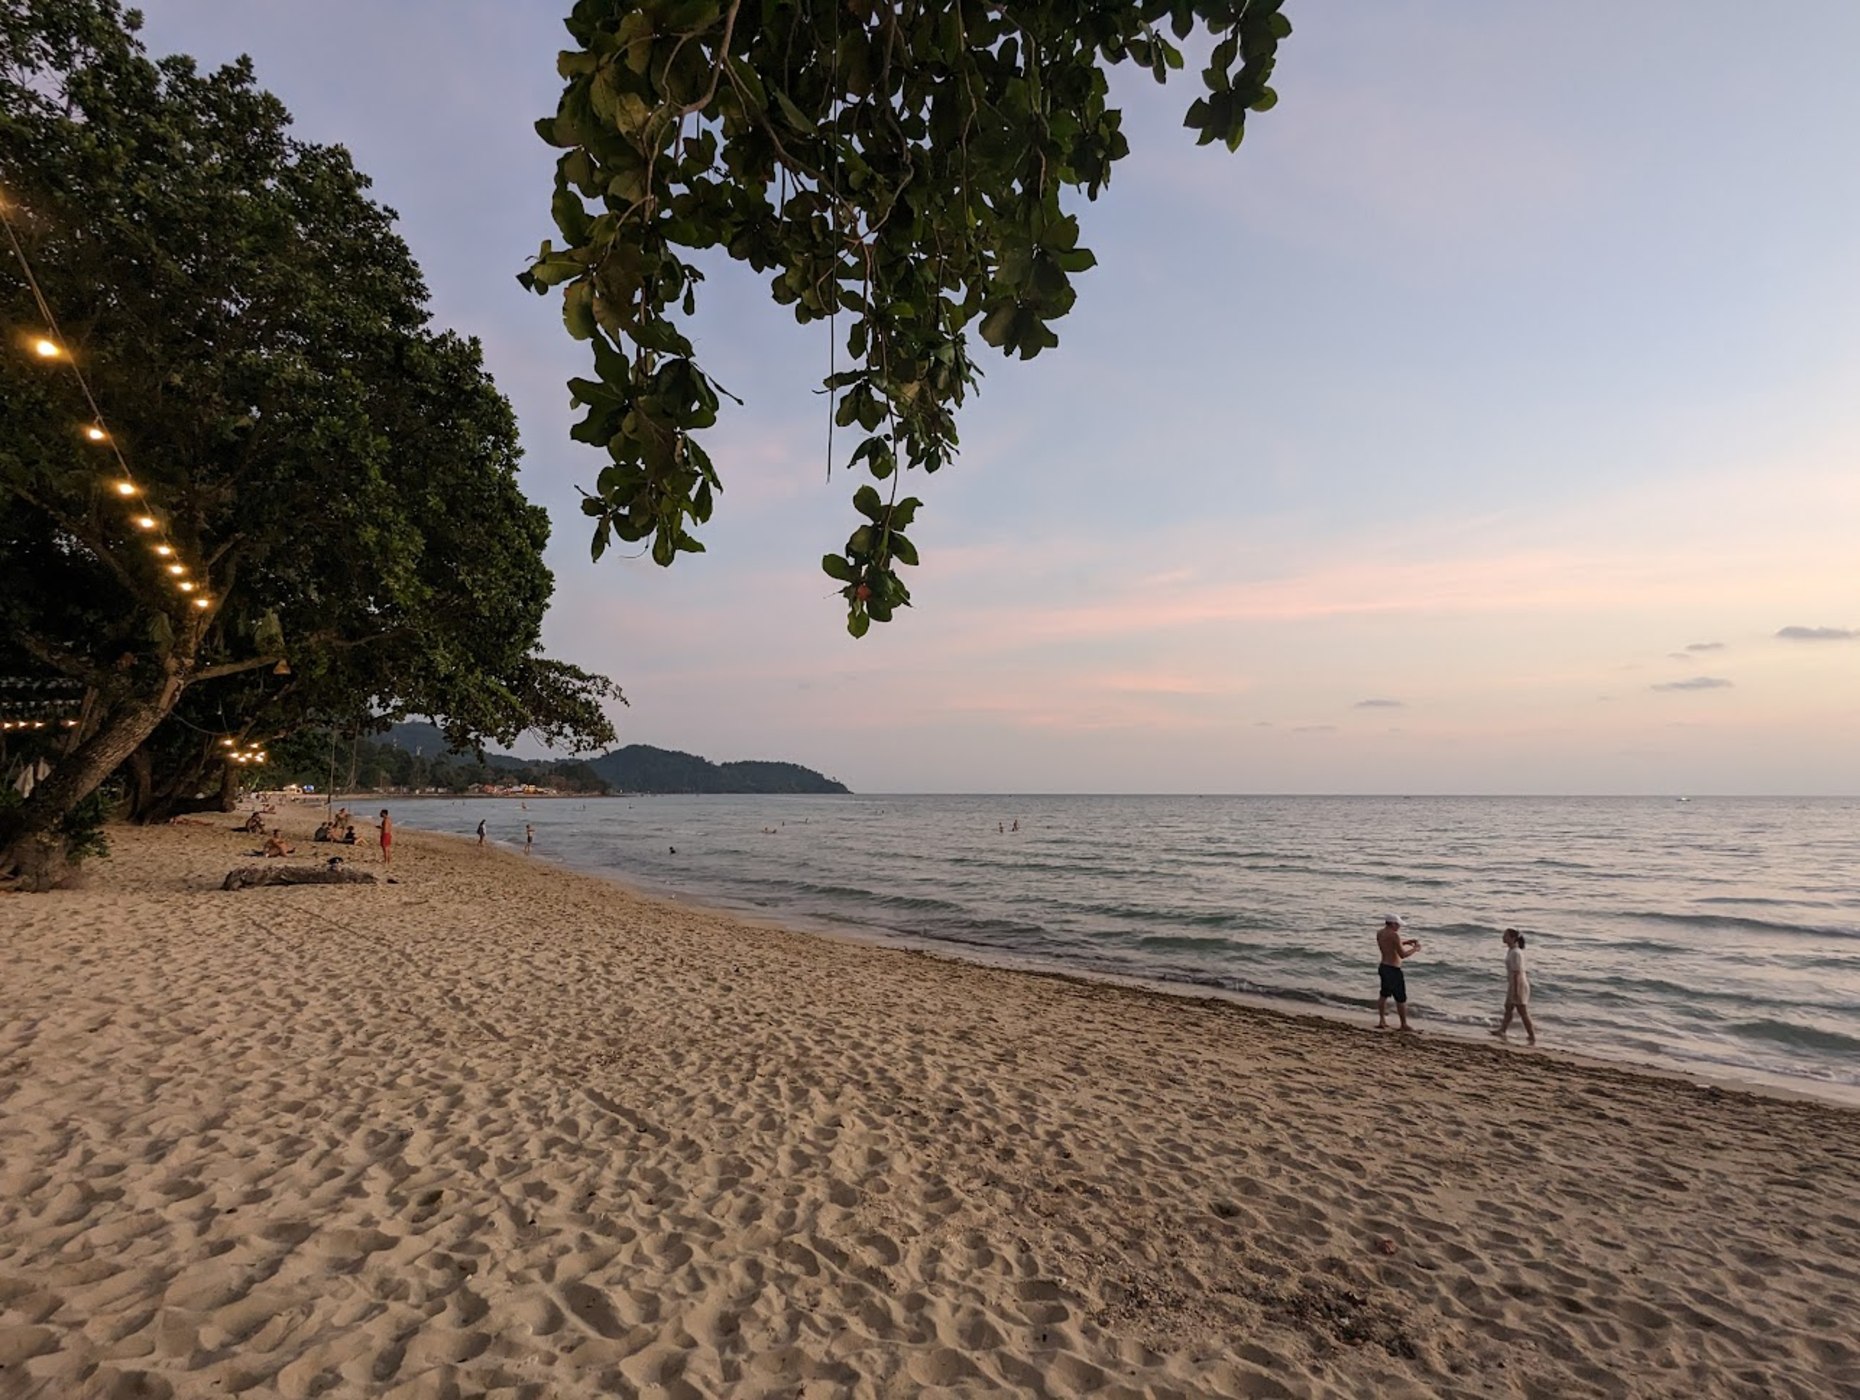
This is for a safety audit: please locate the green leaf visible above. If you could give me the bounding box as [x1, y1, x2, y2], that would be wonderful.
[563, 281, 597, 340]
[552, 185, 592, 243]
[773, 88, 814, 133]
[978, 302, 1017, 348]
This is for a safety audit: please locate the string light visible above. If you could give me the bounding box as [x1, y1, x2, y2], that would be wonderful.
[5, 192, 220, 624]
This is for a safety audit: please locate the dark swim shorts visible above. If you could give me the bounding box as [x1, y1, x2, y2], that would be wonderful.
[1378, 964, 1407, 1003]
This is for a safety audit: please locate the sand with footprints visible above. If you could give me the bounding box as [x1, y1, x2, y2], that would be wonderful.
[3, 813, 1858, 1397]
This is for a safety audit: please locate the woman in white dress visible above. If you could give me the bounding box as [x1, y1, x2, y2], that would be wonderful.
[1492, 928, 1536, 1046]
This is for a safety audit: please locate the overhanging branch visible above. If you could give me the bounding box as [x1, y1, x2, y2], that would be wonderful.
[191, 655, 282, 683]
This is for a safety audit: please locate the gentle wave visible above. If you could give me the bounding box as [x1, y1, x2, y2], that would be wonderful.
[1726, 1020, 1860, 1056]
[1623, 910, 1860, 941]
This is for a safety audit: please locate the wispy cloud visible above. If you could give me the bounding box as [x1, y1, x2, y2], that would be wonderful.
[1651, 676, 1733, 692]
[1294, 724, 1339, 734]
[1090, 672, 1228, 697]
[1776, 625, 1856, 642]
[1354, 698, 1405, 709]
[1686, 641, 1725, 652]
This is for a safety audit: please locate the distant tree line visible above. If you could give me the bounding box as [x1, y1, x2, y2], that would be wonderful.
[269, 729, 610, 796]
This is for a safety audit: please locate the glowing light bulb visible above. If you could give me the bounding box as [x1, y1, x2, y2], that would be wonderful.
[193, 597, 211, 609]
[113, 480, 137, 497]
[154, 544, 173, 556]
[177, 581, 196, 593]
[133, 515, 157, 530]
[32, 337, 61, 359]
[166, 563, 185, 576]
[85, 425, 107, 442]
[221, 738, 235, 747]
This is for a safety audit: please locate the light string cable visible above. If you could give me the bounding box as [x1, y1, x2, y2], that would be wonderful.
[0, 189, 213, 612]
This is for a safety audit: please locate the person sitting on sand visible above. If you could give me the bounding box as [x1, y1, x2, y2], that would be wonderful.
[341, 825, 358, 845]
[1375, 915, 1422, 1032]
[241, 810, 265, 834]
[312, 821, 332, 842]
[262, 828, 294, 858]
[1492, 928, 1537, 1046]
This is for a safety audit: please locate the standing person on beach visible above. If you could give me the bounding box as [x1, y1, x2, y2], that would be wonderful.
[377, 809, 393, 865]
[525, 823, 534, 856]
[476, 818, 487, 847]
[1493, 928, 1537, 1045]
[1375, 915, 1421, 1032]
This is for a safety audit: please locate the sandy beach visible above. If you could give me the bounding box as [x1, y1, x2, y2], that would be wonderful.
[3, 814, 1857, 1400]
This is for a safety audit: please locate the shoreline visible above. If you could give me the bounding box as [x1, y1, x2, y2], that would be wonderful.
[6, 814, 1858, 1397]
[394, 803, 1860, 1112]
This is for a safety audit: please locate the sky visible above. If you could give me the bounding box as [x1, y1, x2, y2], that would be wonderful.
[133, 2, 1860, 794]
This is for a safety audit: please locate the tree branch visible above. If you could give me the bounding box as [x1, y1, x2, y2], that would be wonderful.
[11, 625, 110, 686]
[673, 0, 744, 120]
[190, 654, 282, 683]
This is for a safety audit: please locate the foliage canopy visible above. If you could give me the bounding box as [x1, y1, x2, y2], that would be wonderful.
[528, 0, 1288, 634]
[1, 0, 619, 862]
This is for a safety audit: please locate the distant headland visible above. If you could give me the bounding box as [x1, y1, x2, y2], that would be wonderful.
[337, 722, 850, 796]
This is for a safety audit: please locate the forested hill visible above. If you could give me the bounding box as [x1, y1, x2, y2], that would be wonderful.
[379, 724, 849, 795]
[588, 745, 850, 795]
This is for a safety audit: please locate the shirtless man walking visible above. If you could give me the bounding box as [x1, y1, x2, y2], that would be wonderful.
[1376, 915, 1422, 1032]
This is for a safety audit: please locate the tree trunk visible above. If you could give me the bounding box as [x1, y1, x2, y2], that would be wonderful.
[137, 746, 219, 826]
[0, 690, 176, 881]
[124, 748, 155, 823]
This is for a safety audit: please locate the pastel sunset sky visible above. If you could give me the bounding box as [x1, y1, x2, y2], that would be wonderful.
[136, 2, 1860, 793]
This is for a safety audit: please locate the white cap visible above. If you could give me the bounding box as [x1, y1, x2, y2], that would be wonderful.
[1383, 914, 1403, 928]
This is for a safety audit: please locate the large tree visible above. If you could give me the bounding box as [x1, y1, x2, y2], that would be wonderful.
[0, 0, 619, 875]
[527, 0, 1288, 634]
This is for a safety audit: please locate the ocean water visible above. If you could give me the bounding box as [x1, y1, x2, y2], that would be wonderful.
[392, 795, 1860, 1100]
